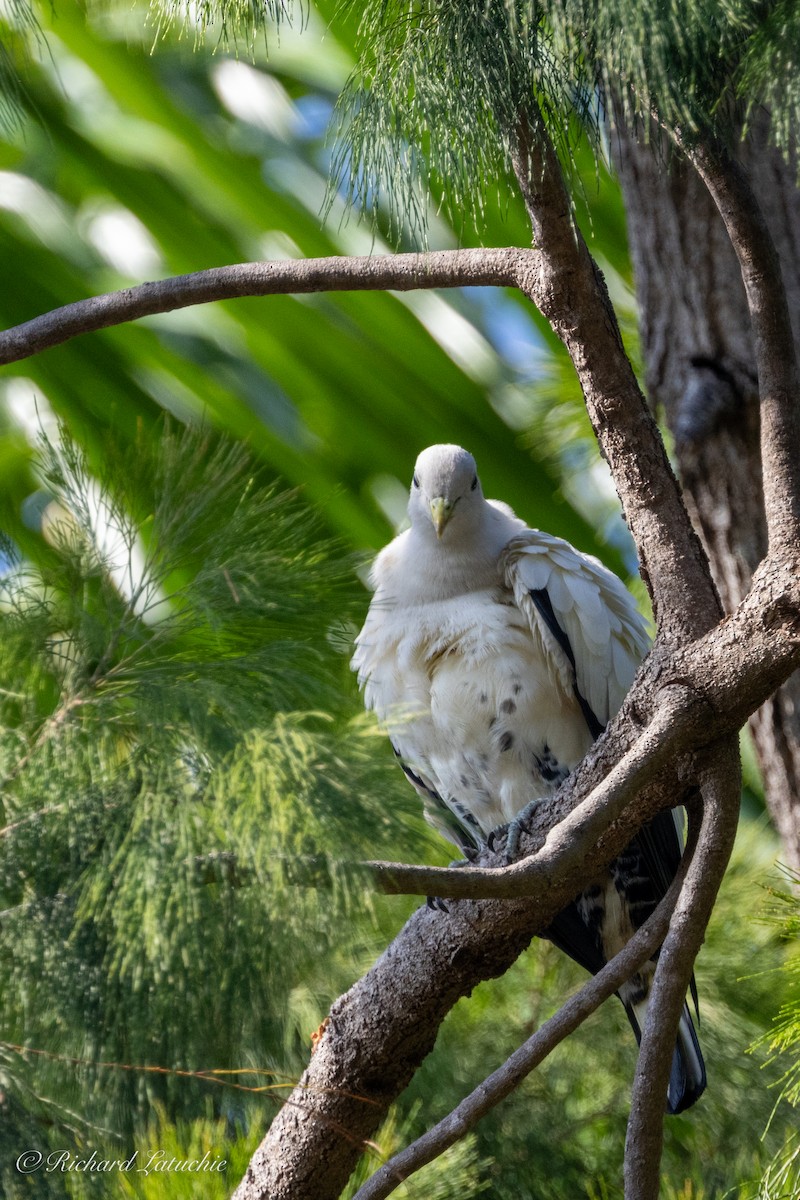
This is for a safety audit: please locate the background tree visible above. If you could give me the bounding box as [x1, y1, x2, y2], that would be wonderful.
[0, 3, 799, 1200]
[613, 110, 800, 877]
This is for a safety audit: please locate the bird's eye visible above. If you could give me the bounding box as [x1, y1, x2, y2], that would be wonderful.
[471, 476, 478, 491]
[412, 474, 420, 489]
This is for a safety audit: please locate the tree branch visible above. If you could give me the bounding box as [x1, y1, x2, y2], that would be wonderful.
[2, 87, 794, 1200]
[507, 107, 721, 643]
[624, 739, 741, 1200]
[361, 690, 691, 899]
[0, 248, 524, 365]
[352, 843, 694, 1200]
[213, 121, 800, 1198]
[685, 136, 800, 553]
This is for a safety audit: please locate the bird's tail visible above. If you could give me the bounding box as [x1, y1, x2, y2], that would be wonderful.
[667, 1005, 706, 1114]
[626, 1000, 706, 1115]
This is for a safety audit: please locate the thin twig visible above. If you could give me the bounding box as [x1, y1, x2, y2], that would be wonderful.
[0, 695, 85, 792]
[0, 803, 65, 838]
[229, 110, 800, 1200]
[353, 851, 692, 1200]
[623, 738, 741, 1200]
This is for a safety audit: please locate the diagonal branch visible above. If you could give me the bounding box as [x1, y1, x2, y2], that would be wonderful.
[226, 156, 800, 1200]
[508, 107, 721, 643]
[685, 136, 800, 553]
[0, 248, 523, 365]
[361, 690, 692, 900]
[352, 838, 694, 1200]
[624, 738, 741, 1200]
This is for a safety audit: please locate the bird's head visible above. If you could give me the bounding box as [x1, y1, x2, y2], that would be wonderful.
[408, 444, 484, 540]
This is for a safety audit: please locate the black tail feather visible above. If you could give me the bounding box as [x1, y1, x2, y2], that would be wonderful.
[667, 1005, 707, 1114]
[624, 1000, 706, 1115]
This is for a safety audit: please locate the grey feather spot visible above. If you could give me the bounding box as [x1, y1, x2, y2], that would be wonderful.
[500, 698, 517, 714]
[453, 801, 482, 831]
[533, 744, 568, 784]
[499, 731, 514, 752]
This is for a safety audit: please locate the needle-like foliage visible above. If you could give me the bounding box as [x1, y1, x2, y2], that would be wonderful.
[328, 0, 797, 241]
[0, 423, 433, 1178]
[4, 422, 349, 745]
[146, 0, 299, 49]
[0, 0, 42, 132]
[748, 874, 800, 1199]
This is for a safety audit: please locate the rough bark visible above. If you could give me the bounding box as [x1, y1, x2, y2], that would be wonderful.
[232, 558, 800, 1200]
[0, 249, 523, 365]
[613, 118, 800, 873]
[509, 113, 721, 644]
[356, 845, 694, 1200]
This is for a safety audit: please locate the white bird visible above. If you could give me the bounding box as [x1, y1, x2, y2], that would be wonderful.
[352, 443, 706, 1114]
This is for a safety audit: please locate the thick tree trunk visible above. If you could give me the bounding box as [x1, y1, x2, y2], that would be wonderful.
[613, 119, 800, 874]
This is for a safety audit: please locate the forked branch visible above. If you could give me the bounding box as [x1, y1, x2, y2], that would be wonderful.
[353, 843, 694, 1200]
[508, 107, 721, 643]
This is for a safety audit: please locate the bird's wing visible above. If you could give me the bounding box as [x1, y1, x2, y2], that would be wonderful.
[500, 530, 651, 731]
[502, 529, 685, 890]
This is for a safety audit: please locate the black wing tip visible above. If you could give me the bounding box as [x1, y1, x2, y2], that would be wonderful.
[528, 587, 605, 739]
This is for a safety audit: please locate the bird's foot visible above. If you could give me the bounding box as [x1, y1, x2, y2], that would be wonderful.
[486, 824, 509, 855]
[454, 846, 480, 864]
[492, 800, 540, 862]
[425, 848, 479, 912]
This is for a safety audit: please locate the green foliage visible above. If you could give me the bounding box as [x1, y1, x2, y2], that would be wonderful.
[146, 0, 296, 50]
[342, 1106, 491, 1200]
[0, 426, 434, 1195]
[77, 1109, 257, 1199]
[330, 0, 586, 241]
[331, 0, 798, 241]
[738, 0, 800, 159]
[0, 1, 41, 133]
[2, 434, 791, 1200]
[0, 5, 794, 1198]
[548, 0, 754, 136]
[744, 873, 800, 1200]
[3, 422, 351, 744]
[0, 0, 606, 567]
[757, 874, 800, 1107]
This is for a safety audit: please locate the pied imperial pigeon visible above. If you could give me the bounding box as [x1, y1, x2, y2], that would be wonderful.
[352, 443, 705, 1115]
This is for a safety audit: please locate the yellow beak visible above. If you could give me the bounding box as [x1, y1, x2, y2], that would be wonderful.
[430, 496, 453, 537]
